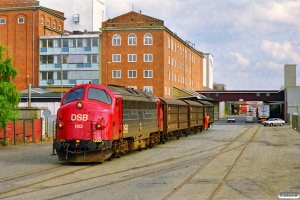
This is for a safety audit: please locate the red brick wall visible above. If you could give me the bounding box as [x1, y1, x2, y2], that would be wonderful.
[0, 5, 64, 91]
[0, 119, 42, 145]
[101, 12, 204, 98]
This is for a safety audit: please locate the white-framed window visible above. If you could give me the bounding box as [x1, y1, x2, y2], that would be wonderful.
[144, 54, 153, 62]
[112, 70, 121, 78]
[112, 34, 121, 46]
[128, 33, 137, 45]
[128, 70, 137, 78]
[40, 18, 43, 24]
[144, 70, 153, 78]
[144, 33, 153, 45]
[0, 18, 6, 24]
[53, 23, 56, 29]
[144, 86, 153, 93]
[112, 54, 121, 62]
[18, 17, 24, 24]
[128, 54, 137, 62]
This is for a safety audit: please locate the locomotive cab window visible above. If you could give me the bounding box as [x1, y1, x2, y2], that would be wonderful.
[88, 88, 112, 104]
[63, 88, 84, 104]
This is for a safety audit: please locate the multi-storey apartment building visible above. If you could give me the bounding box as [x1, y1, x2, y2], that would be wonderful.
[38, 0, 106, 32]
[0, 0, 65, 90]
[101, 11, 204, 98]
[39, 33, 100, 86]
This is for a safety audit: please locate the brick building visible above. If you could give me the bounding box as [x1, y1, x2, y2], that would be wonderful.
[101, 11, 204, 98]
[0, 0, 65, 90]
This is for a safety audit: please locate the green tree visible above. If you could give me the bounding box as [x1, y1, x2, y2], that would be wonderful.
[0, 43, 20, 128]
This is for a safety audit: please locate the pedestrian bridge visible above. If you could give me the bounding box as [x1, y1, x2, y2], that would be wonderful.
[197, 90, 284, 102]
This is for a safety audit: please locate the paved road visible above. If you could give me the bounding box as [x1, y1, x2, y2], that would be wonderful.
[0, 116, 300, 200]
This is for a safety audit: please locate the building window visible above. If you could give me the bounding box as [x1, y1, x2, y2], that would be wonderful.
[84, 38, 91, 47]
[53, 23, 56, 29]
[128, 54, 137, 62]
[112, 70, 121, 78]
[256, 93, 260, 97]
[62, 39, 69, 47]
[40, 71, 54, 81]
[54, 39, 61, 48]
[47, 21, 50, 27]
[144, 86, 153, 93]
[128, 33, 137, 45]
[40, 18, 43, 24]
[73, 14, 80, 22]
[58, 25, 61, 31]
[0, 18, 6, 24]
[144, 33, 153, 45]
[128, 70, 137, 78]
[112, 34, 121, 46]
[85, 55, 98, 63]
[57, 71, 68, 80]
[112, 54, 121, 62]
[266, 93, 270, 97]
[18, 17, 24, 24]
[144, 70, 153, 78]
[40, 55, 54, 64]
[77, 39, 83, 47]
[69, 39, 76, 47]
[144, 54, 153, 62]
[92, 38, 98, 47]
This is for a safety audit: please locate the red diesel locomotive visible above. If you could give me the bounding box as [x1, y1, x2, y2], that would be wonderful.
[53, 83, 214, 162]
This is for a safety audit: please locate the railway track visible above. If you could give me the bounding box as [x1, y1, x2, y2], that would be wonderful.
[0, 125, 260, 199]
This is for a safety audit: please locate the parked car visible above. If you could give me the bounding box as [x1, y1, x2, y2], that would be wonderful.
[227, 116, 236, 123]
[262, 118, 285, 126]
[246, 116, 254, 123]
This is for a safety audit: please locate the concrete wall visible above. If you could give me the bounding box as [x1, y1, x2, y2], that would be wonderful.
[218, 101, 225, 119]
[284, 64, 296, 88]
[285, 86, 300, 123]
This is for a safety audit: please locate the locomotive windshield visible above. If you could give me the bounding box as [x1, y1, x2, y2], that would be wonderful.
[87, 88, 112, 104]
[63, 88, 84, 104]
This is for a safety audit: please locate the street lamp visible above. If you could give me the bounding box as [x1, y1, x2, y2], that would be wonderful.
[106, 62, 111, 85]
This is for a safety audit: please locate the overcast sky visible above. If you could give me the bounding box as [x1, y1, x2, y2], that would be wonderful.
[105, 0, 300, 90]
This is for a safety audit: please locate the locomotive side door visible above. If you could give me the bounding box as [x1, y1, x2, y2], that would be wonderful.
[113, 97, 123, 140]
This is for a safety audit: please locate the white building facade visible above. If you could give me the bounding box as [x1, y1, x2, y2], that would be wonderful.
[203, 53, 214, 89]
[38, 0, 105, 32]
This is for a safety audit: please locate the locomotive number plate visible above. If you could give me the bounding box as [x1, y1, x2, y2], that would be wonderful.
[75, 124, 83, 128]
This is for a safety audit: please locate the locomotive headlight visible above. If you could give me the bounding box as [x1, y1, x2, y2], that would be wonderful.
[76, 102, 83, 109]
[57, 122, 64, 130]
[95, 123, 102, 130]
